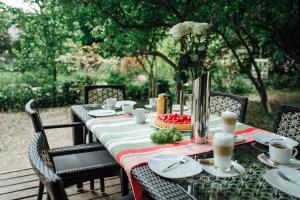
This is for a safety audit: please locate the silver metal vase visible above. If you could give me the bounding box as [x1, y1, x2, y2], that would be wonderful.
[191, 72, 211, 144]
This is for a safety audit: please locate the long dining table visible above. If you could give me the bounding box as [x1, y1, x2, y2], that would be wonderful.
[71, 104, 299, 200]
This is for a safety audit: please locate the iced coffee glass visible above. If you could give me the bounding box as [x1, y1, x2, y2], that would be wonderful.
[221, 111, 238, 133]
[213, 132, 235, 172]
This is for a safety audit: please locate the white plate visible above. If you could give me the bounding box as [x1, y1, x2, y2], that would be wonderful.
[264, 169, 300, 198]
[148, 154, 202, 179]
[253, 133, 298, 147]
[279, 165, 300, 183]
[172, 104, 190, 111]
[101, 105, 121, 110]
[88, 109, 116, 117]
[257, 154, 300, 169]
[201, 159, 245, 177]
[149, 119, 191, 132]
[116, 100, 137, 107]
[145, 104, 156, 110]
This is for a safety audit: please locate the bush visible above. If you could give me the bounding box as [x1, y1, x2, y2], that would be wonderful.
[211, 65, 253, 95]
[0, 72, 96, 111]
[107, 71, 149, 101]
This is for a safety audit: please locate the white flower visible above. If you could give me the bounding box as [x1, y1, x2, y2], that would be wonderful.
[169, 23, 187, 39]
[192, 23, 209, 35]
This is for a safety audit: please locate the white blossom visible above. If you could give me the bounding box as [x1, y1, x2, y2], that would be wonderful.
[169, 23, 188, 39]
[192, 23, 209, 35]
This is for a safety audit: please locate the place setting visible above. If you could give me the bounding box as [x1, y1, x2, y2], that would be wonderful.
[148, 131, 247, 181]
[87, 98, 137, 117]
[261, 140, 300, 198]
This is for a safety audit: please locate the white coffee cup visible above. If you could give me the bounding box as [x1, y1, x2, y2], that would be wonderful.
[133, 108, 146, 124]
[103, 98, 117, 109]
[269, 141, 298, 164]
[213, 132, 235, 172]
[122, 104, 133, 114]
[149, 98, 157, 108]
[221, 111, 238, 133]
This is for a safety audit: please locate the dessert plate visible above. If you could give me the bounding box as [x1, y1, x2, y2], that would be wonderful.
[149, 119, 191, 132]
[253, 134, 298, 147]
[88, 109, 116, 117]
[279, 165, 300, 183]
[148, 154, 202, 179]
[201, 159, 245, 177]
[264, 169, 300, 198]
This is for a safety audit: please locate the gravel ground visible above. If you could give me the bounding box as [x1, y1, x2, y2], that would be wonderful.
[0, 107, 73, 173]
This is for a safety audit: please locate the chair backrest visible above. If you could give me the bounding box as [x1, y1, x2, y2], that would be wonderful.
[28, 132, 66, 200]
[210, 91, 248, 123]
[25, 99, 44, 133]
[273, 104, 300, 143]
[84, 84, 126, 104]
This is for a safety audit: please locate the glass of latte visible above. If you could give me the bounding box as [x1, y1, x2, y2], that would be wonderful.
[221, 111, 238, 133]
[213, 132, 235, 172]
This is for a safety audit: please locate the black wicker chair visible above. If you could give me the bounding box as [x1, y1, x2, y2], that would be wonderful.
[273, 104, 300, 143]
[28, 132, 133, 200]
[25, 100, 128, 200]
[84, 84, 126, 105]
[210, 91, 248, 123]
[29, 132, 69, 200]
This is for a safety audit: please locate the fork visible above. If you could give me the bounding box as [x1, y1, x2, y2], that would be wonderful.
[161, 157, 188, 172]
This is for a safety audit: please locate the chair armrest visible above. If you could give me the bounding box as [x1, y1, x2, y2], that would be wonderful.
[49, 143, 105, 157]
[43, 122, 84, 129]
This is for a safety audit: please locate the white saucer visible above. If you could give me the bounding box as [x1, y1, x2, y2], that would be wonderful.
[253, 133, 298, 147]
[172, 104, 190, 111]
[148, 154, 202, 179]
[149, 119, 191, 132]
[115, 100, 137, 107]
[257, 154, 300, 169]
[145, 104, 156, 110]
[101, 105, 121, 110]
[264, 169, 300, 198]
[88, 109, 116, 117]
[201, 159, 245, 177]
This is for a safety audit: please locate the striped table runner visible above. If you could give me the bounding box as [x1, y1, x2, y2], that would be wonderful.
[86, 114, 271, 200]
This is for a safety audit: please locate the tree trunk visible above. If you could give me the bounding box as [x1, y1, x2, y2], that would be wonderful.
[220, 30, 272, 114]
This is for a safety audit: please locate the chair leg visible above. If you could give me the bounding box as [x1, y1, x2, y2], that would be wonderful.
[37, 181, 44, 200]
[100, 178, 105, 192]
[121, 168, 129, 196]
[90, 179, 94, 191]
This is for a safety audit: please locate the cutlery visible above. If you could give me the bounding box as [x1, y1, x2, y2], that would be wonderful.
[161, 157, 188, 172]
[277, 170, 300, 186]
[261, 154, 278, 167]
[231, 161, 242, 175]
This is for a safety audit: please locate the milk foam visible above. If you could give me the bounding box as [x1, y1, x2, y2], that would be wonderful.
[221, 111, 237, 118]
[213, 132, 234, 146]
